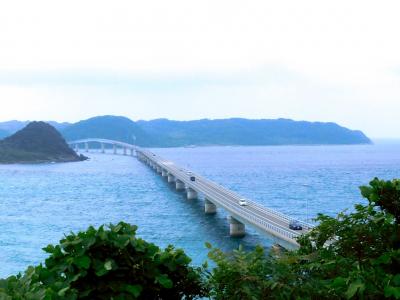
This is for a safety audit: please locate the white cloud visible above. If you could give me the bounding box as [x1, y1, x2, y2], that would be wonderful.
[0, 0, 400, 138]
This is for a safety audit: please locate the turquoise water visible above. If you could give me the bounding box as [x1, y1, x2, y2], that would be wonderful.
[1, 144, 400, 277]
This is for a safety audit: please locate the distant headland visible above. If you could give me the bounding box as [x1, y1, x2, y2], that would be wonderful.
[0, 122, 87, 164]
[0, 116, 372, 148]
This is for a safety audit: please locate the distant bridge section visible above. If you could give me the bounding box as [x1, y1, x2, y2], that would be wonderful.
[68, 138, 137, 156]
[68, 138, 313, 248]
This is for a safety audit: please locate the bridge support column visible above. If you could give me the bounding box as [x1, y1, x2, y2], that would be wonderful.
[113, 144, 117, 155]
[205, 198, 217, 214]
[167, 173, 175, 183]
[186, 188, 198, 200]
[161, 169, 168, 177]
[123, 147, 127, 155]
[229, 216, 245, 237]
[175, 179, 185, 190]
[101, 143, 105, 153]
[130, 149, 134, 156]
[85, 142, 89, 152]
[75, 144, 79, 152]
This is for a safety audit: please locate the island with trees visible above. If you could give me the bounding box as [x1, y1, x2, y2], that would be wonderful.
[0, 121, 86, 164]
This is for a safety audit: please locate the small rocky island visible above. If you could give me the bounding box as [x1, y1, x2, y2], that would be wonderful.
[0, 121, 87, 164]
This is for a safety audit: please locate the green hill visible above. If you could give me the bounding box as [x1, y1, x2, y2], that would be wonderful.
[61, 115, 371, 147]
[0, 129, 9, 139]
[136, 118, 371, 147]
[0, 122, 86, 164]
[62, 116, 155, 146]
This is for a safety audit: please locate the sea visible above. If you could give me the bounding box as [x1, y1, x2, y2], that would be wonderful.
[1, 142, 400, 278]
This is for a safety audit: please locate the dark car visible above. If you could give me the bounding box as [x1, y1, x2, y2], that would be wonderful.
[190, 176, 196, 182]
[289, 220, 303, 230]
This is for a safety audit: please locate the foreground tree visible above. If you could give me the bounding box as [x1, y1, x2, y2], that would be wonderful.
[0, 222, 206, 299]
[206, 178, 400, 299]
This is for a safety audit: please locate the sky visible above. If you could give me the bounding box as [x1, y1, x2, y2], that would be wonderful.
[0, 1, 399, 138]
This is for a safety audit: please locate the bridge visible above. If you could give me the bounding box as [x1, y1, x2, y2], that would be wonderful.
[68, 138, 137, 156]
[68, 138, 312, 248]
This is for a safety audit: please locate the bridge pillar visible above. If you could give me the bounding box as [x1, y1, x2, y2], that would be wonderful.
[85, 142, 89, 152]
[186, 188, 198, 200]
[161, 169, 168, 177]
[75, 144, 79, 152]
[113, 144, 117, 155]
[205, 198, 217, 214]
[123, 147, 127, 155]
[229, 216, 245, 237]
[101, 143, 105, 153]
[157, 166, 162, 174]
[130, 149, 134, 156]
[175, 179, 185, 190]
[167, 173, 175, 183]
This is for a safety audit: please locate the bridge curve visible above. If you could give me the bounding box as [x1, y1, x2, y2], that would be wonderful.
[67, 138, 312, 248]
[68, 138, 137, 156]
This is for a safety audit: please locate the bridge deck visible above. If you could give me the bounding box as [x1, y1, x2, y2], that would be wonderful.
[138, 148, 312, 247]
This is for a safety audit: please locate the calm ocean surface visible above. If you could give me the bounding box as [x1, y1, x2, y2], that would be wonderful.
[1, 143, 400, 277]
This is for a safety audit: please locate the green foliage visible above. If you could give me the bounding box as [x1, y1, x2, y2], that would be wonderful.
[360, 177, 400, 224]
[206, 178, 400, 299]
[0, 222, 206, 299]
[205, 245, 272, 299]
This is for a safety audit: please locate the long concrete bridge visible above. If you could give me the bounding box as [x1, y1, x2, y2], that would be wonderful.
[68, 138, 312, 248]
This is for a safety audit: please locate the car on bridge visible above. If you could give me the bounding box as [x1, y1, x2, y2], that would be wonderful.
[289, 220, 303, 230]
[187, 171, 196, 181]
[239, 198, 248, 206]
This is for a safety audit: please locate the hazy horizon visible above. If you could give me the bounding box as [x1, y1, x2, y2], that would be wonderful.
[1, 1, 399, 138]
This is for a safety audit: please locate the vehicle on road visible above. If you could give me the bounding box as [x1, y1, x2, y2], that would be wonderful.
[239, 198, 248, 206]
[289, 220, 303, 230]
[190, 176, 196, 182]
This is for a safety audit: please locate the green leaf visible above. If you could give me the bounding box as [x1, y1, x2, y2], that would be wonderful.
[74, 255, 91, 270]
[156, 274, 173, 289]
[58, 286, 70, 297]
[104, 260, 113, 271]
[385, 286, 400, 299]
[332, 277, 346, 288]
[346, 280, 365, 299]
[125, 284, 143, 297]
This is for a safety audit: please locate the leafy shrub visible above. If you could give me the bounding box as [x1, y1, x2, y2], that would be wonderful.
[0, 222, 206, 299]
[206, 178, 400, 299]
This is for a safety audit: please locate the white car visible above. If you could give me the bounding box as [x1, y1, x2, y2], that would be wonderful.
[239, 198, 248, 206]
